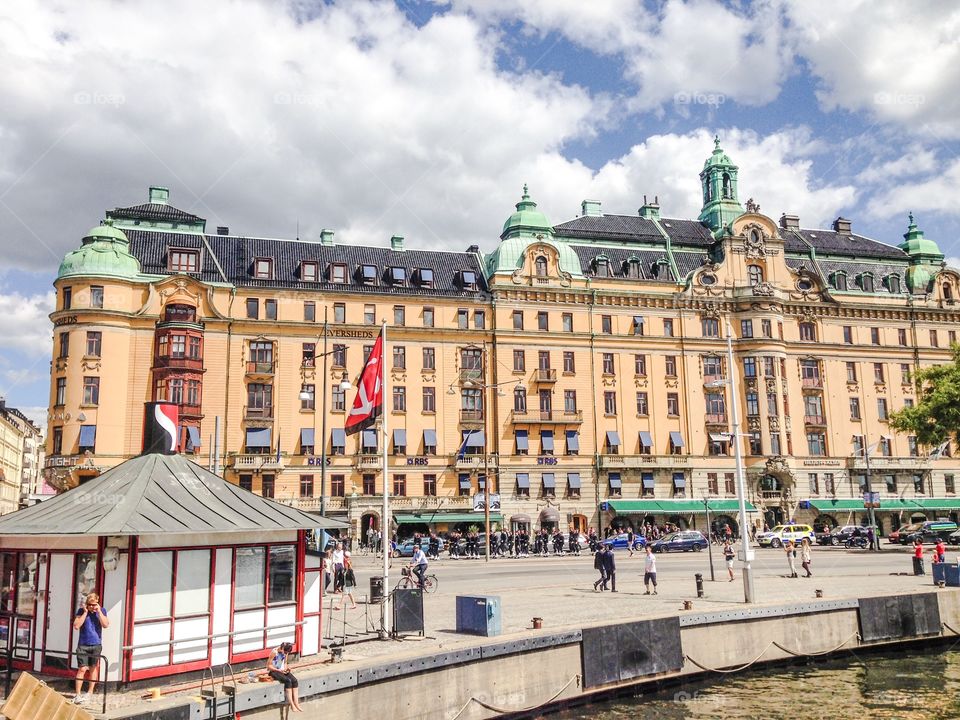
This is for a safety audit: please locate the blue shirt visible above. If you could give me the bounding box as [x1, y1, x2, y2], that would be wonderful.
[75, 607, 106, 646]
[412, 548, 427, 567]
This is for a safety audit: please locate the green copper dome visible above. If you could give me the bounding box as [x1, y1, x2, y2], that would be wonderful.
[58, 220, 141, 280]
[899, 212, 943, 259]
[703, 135, 734, 169]
[485, 235, 583, 278]
[500, 184, 552, 239]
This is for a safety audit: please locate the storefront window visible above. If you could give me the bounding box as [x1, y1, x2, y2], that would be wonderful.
[234, 547, 265, 609]
[16, 554, 38, 617]
[268, 546, 295, 604]
[135, 551, 173, 621]
[0, 553, 14, 614]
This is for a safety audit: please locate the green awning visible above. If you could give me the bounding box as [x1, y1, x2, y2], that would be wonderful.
[807, 498, 960, 512]
[393, 513, 503, 525]
[604, 499, 757, 514]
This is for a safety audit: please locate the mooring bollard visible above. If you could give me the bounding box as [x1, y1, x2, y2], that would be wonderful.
[532, 617, 543, 629]
[815, 589, 823, 598]
[695, 572, 704, 598]
[682, 600, 694, 611]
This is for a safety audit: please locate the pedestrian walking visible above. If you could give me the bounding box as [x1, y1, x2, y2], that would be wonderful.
[627, 527, 635, 557]
[72, 592, 109, 705]
[800, 538, 813, 577]
[601, 544, 617, 592]
[267, 642, 303, 712]
[723, 540, 735, 582]
[593, 546, 607, 591]
[331, 542, 346, 593]
[322, 549, 332, 592]
[643, 546, 658, 594]
[785, 540, 798, 578]
[914, 539, 925, 575]
[332, 552, 357, 610]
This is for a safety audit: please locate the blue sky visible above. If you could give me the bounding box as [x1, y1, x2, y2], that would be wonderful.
[0, 0, 958, 427]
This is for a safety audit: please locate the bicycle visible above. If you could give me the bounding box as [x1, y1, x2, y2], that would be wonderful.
[397, 566, 438, 593]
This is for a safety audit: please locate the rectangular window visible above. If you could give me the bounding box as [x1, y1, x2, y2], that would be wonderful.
[457, 309, 469, 329]
[538, 312, 549, 331]
[898, 328, 908, 346]
[877, 398, 888, 420]
[665, 355, 677, 376]
[632, 316, 645, 335]
[423, 307, 435, 327]
[330, 344, 345, 367]
[333, 303, 346, 323]
[563, 351, 575, 373]
[330, 264, 347, 284]
[513, 387, 527, 413]
[393, 475, 407, 497]
[808, 473, 819, 495]
[300, 261, 318, 282]
[636, 392, 649, 415]
[364, 304, 375, 325]
[423, 474, 437, 496]
[741, 319, 753, 338]
[327, 474, 344, 497]
[261, 475, 275, 498]
[169, 249, 200, 272]
[562, 313, 573, 332]
[946, 475, 955, 494]
[564, 390, 577, 413]
[843, 326, 853, 344]
[602, 353, 615, 375]
[513, 350, 525, 372]
[764, 356, 776, 378]
[702, 317, 719, 337]
[62, 286, 72, 310]
[749, 432, 762, 455]
[246, 298, 259, 319]
[761, 319, 772, 338]
[807, 432, 826, 456]
[392, 346, 406, 370]
[537, 351, 551, 370]
[90, 285, 103, 308]
[303, 301, 316, 322]
[301, 343, 316, 368]
[746, 392, 759, 416]
[300, 475, 314, 497]
[300, 383, 315, 410]
[422, 347, 435, 371]
[603, 391, 616, 415]
[667, 393, 679, 416]
[874, 363, 885, 383]
[871, 327, 880, 345]
[660, 318, 673, 337]
[331, 386, 345, 412]
[799, 322, 817, 341]
[394, 305, 405, 326]
[601, 315, 612, 334]
[900, 363, 911, 385]
[239, 474, 253, 491]
[767, 392, 778, 415]
[82, 376, 100, 405]
[512, 311, 523, 330]
[264, 299, 277, 321]
[707, 473, 719, 495]
[846, 362, 857, 383]
[359, 264, 378, 284]
[770, 433, 781, 456]
[849, 397, 861, 420]
[392, 386, 406, 412]
[634, 354, 647, 376]
[422, 387, 435, 413]
[743, 357, 757, 377]
[930, 329, 939, 347]
[362, 475, 376, 494]
[474, 310, 486, 329]
[55, 377, 66, 406]
[951, 331, 958, 345]
[253, 258, 273, 279]
[416, 268, 434, 287]
[85, 331, 102, 357]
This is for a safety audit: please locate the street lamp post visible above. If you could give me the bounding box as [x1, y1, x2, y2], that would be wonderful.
[859, 442, 880, 551]
[702, 494, 715, 582]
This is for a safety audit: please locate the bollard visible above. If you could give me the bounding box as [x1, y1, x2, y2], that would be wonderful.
[815, 589, 823, 598]
[532, 617, 543, 629]
[682, 600, 694, 611]
[695, 572, 704, 598]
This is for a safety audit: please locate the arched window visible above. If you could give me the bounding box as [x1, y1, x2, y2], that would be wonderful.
[860, 273, 874, 293]
[625, 258, 641, 279]
[833, 272, 848, 291]
[704, 179, 713, 204]
[534, 256, 548, 277]
[944, 283, 953, 301]
[748, 265, 764, 287]
[594, 257, 609, 277]
[887, 275, 901, 294]
[722, 173, 732, 199]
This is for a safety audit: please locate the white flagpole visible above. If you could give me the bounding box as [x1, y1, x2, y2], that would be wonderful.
[381, 320, 391, 636]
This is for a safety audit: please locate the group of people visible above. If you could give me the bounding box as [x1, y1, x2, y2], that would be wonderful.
[322, 541, 358, 610]
[782, 538, 814, 578]
[592, 545, 660, 594]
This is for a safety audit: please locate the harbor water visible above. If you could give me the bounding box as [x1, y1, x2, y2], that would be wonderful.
[552, 646, 960, 720]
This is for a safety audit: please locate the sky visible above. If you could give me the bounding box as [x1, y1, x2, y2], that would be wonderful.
[1, 0, 958, 428]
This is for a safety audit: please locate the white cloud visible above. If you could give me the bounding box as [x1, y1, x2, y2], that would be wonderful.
[856, 144, 938, 184]
[865, 158, 960, 220]
[0, 290, 54, 356]
[785, 0, 960, 138]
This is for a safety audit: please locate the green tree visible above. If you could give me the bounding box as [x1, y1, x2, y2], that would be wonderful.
[889, 347, 960, 446]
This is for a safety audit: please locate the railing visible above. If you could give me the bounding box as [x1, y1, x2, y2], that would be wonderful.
[511, 409, 583, 423]
[153, 355, 204, 370]
[705, 413, 728, 424]
[243, 405, 273, 419]
[3, 645, 109, 714]
[847, 456, 929, 470]
[804, 415, 827, 426]
[761, 490, 784, 499]
[599, 454, 690, 468]
[356, 454, 380, 468]
[230, 453, 285, 470]
[459, 409, 484, 422]
[801, 376, 823, 389]
[536, 368, 557, 382]
[246, 360, 275, 374]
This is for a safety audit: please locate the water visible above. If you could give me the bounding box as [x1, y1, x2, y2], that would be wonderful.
[552, 646, 960, 720]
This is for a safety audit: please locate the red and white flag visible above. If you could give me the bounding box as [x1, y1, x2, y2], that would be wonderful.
[345, 330, 384, 435]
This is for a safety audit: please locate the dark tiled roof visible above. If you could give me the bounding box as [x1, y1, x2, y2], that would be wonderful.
[658, 218, 715, 247]
[783, 228, 907, 261]
[554, 214, 666, 243]
[570, 245, 676, 282]
[126, 229, 488, 298]
[109, 202, 205, 224]
[673, 250, 713, 278]
[816, 259, 909, 283]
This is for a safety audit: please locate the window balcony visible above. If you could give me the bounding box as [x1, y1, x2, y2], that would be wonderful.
[246, 361, 275, 376]
[536, 368, 557, 383]
[511, 410, 583, 424]
[229, 453, 285, 470]
[599, 455, 690, 469]
[459, 409, 484, 423]
[153, 355, 204, 371]
[356, 454, 381, 468]
[180, 403, 203, 418]
[703, 374, 724, 386]
[243, 405, 273, 421]
[803, 415, 827, 427]
[704, 413, 728, 425]
[801, 376, 823, 389]
[760, 490, 784, 500]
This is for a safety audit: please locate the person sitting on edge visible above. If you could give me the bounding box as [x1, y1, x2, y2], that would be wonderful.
[267, 642, 303, 712]
[72, 592, 109, 705]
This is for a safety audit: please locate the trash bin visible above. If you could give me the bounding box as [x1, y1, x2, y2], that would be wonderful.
[370, 575, 385, 604]
[913, 556, 925, 576]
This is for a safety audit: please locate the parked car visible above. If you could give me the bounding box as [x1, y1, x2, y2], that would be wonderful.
[563, 533, 592, 551]
[756, 524, 815, 548]
[947, 529, 960, 546]
[650, 530, 707, 553]
[392, 537, 444, 557]
[602, 532, 647, 551]
[901, 520, 958, 545]
[816, 525, 877, 546]
[889, 523, 920, 544]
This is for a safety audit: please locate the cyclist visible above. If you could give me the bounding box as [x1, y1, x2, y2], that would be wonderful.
[409, 544, 428, 589]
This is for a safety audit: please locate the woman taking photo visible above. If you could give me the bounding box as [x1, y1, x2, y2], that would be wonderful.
[267, 642, 303, 712]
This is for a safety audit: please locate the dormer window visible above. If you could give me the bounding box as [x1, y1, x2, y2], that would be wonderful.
[461, 270, 477, 290]
[624, 258, 642, 279]
[416, 268, 434, 287]
[833, 272, 848, 291]
[169, 249, 199, 273]
[359, 264, 378, 284]
[535, 256, 548, 277]
[329, 263, 347, 284]
[389, 267, 406, 285]
[859, 273, 874, 293]
[253, 258, 273, 280]
[594, 256, 609, 277]
[886, 274, 901, 294]
[300, 261, 318, 282]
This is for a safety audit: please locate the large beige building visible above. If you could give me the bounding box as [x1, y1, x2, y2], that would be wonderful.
[44, 143, 960, 539]
[0, 401, 44, 514]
